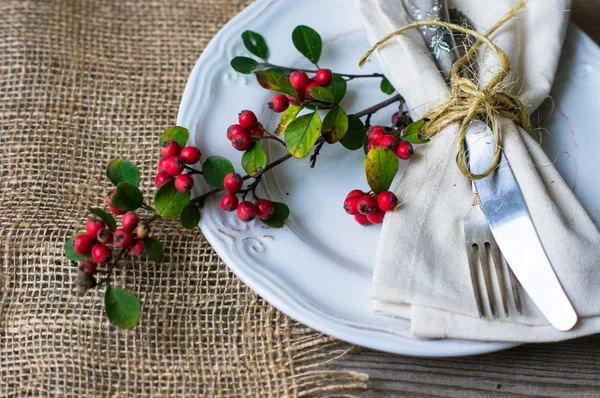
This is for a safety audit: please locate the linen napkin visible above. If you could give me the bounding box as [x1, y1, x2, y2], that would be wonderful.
[356, 0, 600, 342]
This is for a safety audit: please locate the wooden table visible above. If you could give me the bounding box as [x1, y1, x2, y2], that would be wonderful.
[328, 2, 600, 396]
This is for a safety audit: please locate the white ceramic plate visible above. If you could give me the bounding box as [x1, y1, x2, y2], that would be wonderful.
[177, 0, 600, 356]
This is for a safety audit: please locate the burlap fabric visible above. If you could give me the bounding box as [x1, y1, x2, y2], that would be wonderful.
[0, 1, 368, 396]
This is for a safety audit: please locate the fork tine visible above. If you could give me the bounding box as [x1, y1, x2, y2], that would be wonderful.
[477, 244, 497, 318]
[466, 244, 486, 319]
[490, 243, 509, 317]
[506, 262, 523, 315]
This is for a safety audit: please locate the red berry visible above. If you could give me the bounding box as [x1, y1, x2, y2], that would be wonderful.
[367, 209, 386, 224]
[73, 234, 95, 255]
[131, 239, 144, 256]
[85, 218, 106, 238]
[121, 212, 139, 230]
[268, 94, 290, 113]
[79, 260, 97, 275]
[315, 69, 333, 86]
[305, 82, 321, 100]
[223, 172, 243, 193]
[347, 189, 366, 199]
[91, 244, 112, 264]
[114, 228, 135, 248]
[368, 126, 387, 144]
[286, 94, 300, 106]
[377, 135, 398, 151]
[357, 196, 378, 215]
[354, 214, 370, 226]
[237, 201, 257, 223]
[248, 124, 265, 140]
[227, 124, 248, 140]
[231, 130, 252, 151]
[220, 193, 239, 212]
[136, 223, 150, 239]
[175, 174, 194, 193]
[367, 143, 376, 152]
[96, 228, 113, 244]
[158, 157, 169, 172]
[180, 146, 201, 164]
[343, 197, 360, 215]
[155, 171, 172, 187]
[163, 156, 185, 176]
[160, 140, 181, 157]
[109, 205, 126, 216]
[290, 71, 310, 90]
[378, 191, 398, 212]
[255, 200, 275, 220]
[238, 110, 258, 129]
[295, 88, 306, 103]
[396, 141, 414, 160]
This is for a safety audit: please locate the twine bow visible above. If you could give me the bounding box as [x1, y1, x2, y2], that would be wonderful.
[359, 0, 530, 180]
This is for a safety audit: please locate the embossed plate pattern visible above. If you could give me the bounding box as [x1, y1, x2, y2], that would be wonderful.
[177, 0, 600, 356]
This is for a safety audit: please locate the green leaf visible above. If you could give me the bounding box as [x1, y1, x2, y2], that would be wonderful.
[260, 202, 290, 228]
[64, 235, 91, 261]
[292, 25, 322, 64]
[88, 207, 117, 231]
[402, 118, 430, 144]
[241, 30, 268, 59]
[105, 160, 140, 187]
[202, 156, 235, 189]
[231, 56, 259, 74]
[142, 237, 164, 263]
[329, 74, 347, 103]
[104, 286, 141, 329]
[285, 112, 322, 159]
[154, 179, 191, 217]
[110, 182, 143, 212]
[308, 86, 335, 103]
[380, 77, 395, 95]
[180, 202, 201, 230]
[275, 105, 303, 136]
[253, 69, 296, 97]
[159, 126, 190, 149]
[321, 106, 349, 144]
[241, 143, 267, 176]
[365, 147, 399, 194]
[340, 115, 367, 151]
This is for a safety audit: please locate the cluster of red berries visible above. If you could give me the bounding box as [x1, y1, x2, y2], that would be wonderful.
[219, 172, 275, 223]
[343, 190, 399, 226]
[154, 140, 201, 193]
[227, 110, 265, 152]
[266, 69, 335, 115]
[366, 124, 414, 160]
[73, 213, 151, 275]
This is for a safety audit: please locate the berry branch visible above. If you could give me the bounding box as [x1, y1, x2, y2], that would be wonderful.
[261, 62, 385, 80]
[354, 94, 403, 118]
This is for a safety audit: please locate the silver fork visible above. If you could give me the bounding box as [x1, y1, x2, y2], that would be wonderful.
[464, 182, 523, 318]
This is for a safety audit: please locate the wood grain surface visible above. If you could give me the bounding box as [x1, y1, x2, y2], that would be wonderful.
[328, 2, 600, 396]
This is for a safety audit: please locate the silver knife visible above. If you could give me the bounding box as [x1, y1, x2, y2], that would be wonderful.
[465, 121, 578, 331]
[407, 0, 578, 330]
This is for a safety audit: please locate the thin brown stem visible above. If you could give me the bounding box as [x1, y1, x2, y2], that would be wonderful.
[309, 137, 326, 168]
[261, 135, 286, 146]
[262, 62, 384, 80]
[185, 166, 203, 175]
[353, 94, 402, 118]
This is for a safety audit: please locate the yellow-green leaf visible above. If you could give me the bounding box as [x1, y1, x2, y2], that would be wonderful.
[309, 86, 334, 103]
[321, 106, 348, 144]
[253, 69, 296, 97]
[285, 112, 322, 159]
[241, 143, 267, 176]
[365, 146, 399, 194]
[275, 106, 303, 135]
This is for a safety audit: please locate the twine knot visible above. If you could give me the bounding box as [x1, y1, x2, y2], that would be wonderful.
[359, 0, 530, 180]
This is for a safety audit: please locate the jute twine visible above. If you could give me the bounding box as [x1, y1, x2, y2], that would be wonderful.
[0, 1, 367, 396]
[359, 0, 531, 180]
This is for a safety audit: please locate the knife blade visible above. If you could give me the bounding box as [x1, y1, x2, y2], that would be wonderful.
[465, 120, 578, 331]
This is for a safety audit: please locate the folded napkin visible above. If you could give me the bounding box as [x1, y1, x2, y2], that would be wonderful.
[356, 0, 600, 342]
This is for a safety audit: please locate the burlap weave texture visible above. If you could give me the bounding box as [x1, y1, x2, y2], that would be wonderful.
[0, 1, 367, 396]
